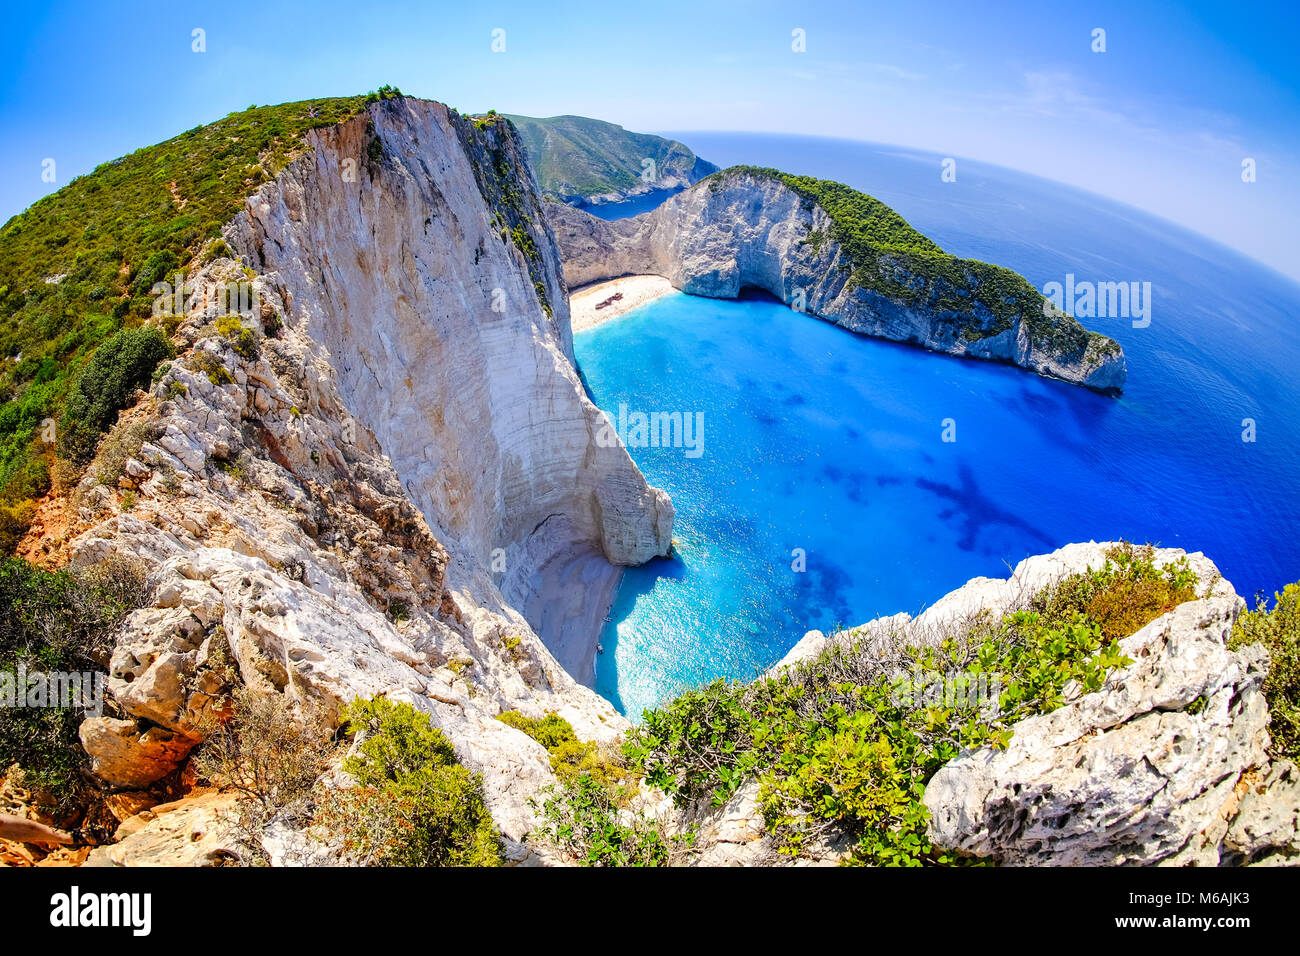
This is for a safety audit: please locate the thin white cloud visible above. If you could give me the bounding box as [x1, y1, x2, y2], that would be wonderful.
[864, 62, 927, 81]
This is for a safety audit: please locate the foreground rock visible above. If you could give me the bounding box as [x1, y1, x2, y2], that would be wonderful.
[83, 792, 238, 867]
[924, 593, 1269, 865]
[548, 169, 1125, 393]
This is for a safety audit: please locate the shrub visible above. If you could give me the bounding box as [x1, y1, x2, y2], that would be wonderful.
[59, 326, 172, 461]
[130, 250, 179, 296]
[94, 419, 156, 487]
[536, 775, 688, 867]
[189, 350, 234, 386]
[1, 456, 50, 505]
[1231, 582, 1300, 762]
[193, 685, 337, 864]
[318, 698, 502, 867]
[194, 686, 333, 809]
[497, 710, 629, 792]
[0, 500, 37, 554]
[0, 556, 146, 806]
[1033, 542, 1198, 642]
[215, 315, 258, 361]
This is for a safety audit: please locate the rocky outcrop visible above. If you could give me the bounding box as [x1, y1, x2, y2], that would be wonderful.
[83, 791, 238, 867]
[548, 170, 1126, 393]
[58, 99, 675, 853]
[1222, 759, 1300, 865]
[923, 592, 1270, 865]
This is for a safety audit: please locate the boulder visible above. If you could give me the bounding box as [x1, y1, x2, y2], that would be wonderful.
[923, 595, 1271, 865]
[83, 792, 238, 867]
[78, 717, 197, 789]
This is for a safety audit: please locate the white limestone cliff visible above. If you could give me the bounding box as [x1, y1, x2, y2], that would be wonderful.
[548, 170, 1126, 393]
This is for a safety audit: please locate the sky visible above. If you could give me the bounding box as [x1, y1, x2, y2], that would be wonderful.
[1, 0, 1297, 280]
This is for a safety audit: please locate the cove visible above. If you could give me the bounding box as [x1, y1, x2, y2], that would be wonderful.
[577, 286, 1300, 718]
[574, 136, 1300, 720]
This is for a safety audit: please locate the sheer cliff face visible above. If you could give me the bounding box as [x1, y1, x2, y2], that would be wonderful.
[64, 100, 674, 850]
[225, 100, 672, 588]
[548, 172, 1127, 393]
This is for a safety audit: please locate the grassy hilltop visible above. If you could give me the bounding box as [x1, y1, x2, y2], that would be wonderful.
[0, 92, 407, 549]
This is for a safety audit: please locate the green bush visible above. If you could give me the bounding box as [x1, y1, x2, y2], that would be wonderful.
[0, 500, 37, 553]
[496, 709, 687, 864]
[130, 250, 179, 296]
[0, 555, 146, 806]
[626, 545, 1196, 865]
[321, 698, 503, 867]
[1232, 582, 1300, 761]
[215, 315, 258, 361]
[1032, 542, 1198, 642]
[497, 709, 628, 790]
[58, 325, 172, 462]
[536, 775, 688, 867]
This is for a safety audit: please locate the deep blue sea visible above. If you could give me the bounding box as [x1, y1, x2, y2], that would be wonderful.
[574, 133, 1300, 719]
[583, 187, 684, 220]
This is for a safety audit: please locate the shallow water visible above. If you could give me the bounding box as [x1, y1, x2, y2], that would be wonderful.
[574, 135, 1300, 718]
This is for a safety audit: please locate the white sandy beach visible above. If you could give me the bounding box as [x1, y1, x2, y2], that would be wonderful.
[569, 274, 675, 332]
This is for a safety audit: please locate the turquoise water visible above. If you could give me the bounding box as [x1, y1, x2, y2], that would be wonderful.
[574, 135, 1300, 718]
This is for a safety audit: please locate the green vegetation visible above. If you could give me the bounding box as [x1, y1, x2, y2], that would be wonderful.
[497, 709, 627, 791]
[213, 315, 258, 362]
[364, 85, 403, 105]
[0, 556, 146, 806]
[496, 708, 689, 865]
[1232, 582, 1300, 761]
[713, 166, 1118, 358]
[58, 325, 172, 463]
[460, 112, 554, 318]
[0, 95, 376, 549]
[537, 774, 687, 866]
[503, 113, 718, 201]
[321, 697, 503, 866]
[197, 690, 500, 866]
[625, 544, 1198, 865]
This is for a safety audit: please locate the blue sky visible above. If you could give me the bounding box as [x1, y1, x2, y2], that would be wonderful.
[2, 0, 1297, 279]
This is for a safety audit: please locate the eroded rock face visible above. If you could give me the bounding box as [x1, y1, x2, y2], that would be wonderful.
[78, 718, 197, 790]
[224, 100, 672, 578]
[1223, 760, 1300, 866]
[82, 792, 238, 867]
[924, 595, 1269, 865]
[547, 172, 1125, 393]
